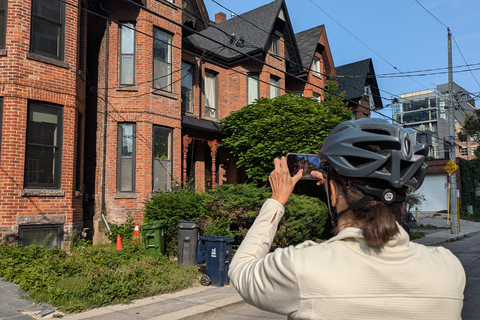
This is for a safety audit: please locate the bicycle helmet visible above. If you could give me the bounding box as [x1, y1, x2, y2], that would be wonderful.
[318, 118, 428, 224]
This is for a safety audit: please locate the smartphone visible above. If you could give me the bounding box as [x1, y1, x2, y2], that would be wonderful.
[286, 153, 323, 180]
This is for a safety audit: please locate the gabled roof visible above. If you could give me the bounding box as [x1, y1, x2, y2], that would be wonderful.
[335, 58, 383, 109]
[183, 0, 210, 33]
[295, 25, 324, 69]
[185, 0, 302, 71]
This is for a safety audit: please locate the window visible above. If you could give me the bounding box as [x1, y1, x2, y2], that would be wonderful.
[472, 147, 478, 156]
[205, 71, 218, 118]
[153, 126, 172, 191]
[247, 73, 259, 104]
[30, 0, 65, 60]
[181, 62, 194, 113]
[153, 28, 172, 92]
[119, 23, 135, 85]
[292, 91, 303, 97]
[25, 102, 63, 189]
[117, 123, 136, 192]
[460, 148, 468, 156]
[19, 224, 63, 248]
[312, 93, 321, 103]
[269, 36, 279, 55]
[270, 77, 280, 98]
[312, 58, 321, 77]
[0, 0, 6, 50]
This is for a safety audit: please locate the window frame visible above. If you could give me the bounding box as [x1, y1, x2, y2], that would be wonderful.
[247, 73, 260, 104]
[181, 61, 194, 113]
[153, 27, 172, 92]
[119, 22, 136, 86]
[269, 36, 280, 55]
[152, 125, 173, 191]
[0, 0, 7, 50]
[204, 70, 218, 119]
[30, 0, 65, 60]
[270, 76, 280, 98]
[19, 224, 63, 248]
[311, 57, 321, 78]
[117, 123, 136, 193]
[25, 101, 63, 189]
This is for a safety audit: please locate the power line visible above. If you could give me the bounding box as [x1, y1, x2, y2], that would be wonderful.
[65, 0, 446, 145]
[307, 0, 429, 91]
[413, 0, 449, 29]
[452, 34, 480, 91]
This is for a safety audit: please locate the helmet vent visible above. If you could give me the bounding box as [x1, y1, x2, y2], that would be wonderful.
[353, 141, 401, 151]
[343, 155, 375, 168]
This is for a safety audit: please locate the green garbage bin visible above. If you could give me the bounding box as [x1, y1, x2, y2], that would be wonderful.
[142, 220, 166, 258]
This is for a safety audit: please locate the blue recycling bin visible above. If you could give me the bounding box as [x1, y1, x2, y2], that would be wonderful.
[197, 235, 234, 287]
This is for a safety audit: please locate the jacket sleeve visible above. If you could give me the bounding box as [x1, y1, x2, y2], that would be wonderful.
[228, 199, 300, 315]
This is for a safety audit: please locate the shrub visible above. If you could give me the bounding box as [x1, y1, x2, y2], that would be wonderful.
[106, 212, 136, 244]
[203, 184, 328, 247]
[202, 184, 272, 239]
[0, 243, 199, 313]
[276, 194, 328, 246]
[143, 181, 209, 255]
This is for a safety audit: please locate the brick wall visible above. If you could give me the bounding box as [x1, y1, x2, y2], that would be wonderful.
[0, 0, 86, 249]
[92, 1, 183, 235]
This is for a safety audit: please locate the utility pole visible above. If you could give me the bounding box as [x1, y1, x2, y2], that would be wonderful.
[447, 28, 459, 234]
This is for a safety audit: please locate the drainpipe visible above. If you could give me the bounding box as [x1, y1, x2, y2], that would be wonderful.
[102, 20, 111, 235]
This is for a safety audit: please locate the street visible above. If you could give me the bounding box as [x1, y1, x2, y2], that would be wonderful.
[203, 232, 480, 320]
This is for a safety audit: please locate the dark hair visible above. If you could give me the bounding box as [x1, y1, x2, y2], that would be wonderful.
[330, 170, 399, 247]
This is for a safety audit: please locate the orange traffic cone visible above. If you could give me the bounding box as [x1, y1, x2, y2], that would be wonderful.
[132, 222, 140, 244]
[116, 234, 122, 250]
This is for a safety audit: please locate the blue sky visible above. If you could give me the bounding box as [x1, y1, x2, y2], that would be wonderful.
[203, 0, 480, 119]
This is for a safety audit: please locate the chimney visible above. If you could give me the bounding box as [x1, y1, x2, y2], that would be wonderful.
[215, 12, 227, 24]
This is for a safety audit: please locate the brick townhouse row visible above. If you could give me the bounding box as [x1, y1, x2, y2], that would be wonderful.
[0, 0, 380, 248]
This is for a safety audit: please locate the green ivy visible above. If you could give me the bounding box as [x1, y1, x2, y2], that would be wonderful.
[459, 158, 480, 210]
[0, 243, 199, 313]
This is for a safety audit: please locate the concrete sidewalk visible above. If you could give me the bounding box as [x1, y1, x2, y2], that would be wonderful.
[2, 214, 480, 320]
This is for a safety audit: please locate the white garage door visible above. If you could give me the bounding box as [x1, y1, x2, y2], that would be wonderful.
[414, 173, 448, 213]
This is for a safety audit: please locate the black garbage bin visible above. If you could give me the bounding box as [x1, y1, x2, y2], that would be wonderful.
[177, 221, 200, 266]
[197, 235, 234, 287]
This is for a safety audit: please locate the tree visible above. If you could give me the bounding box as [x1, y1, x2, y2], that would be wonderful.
[462, 109, 480, 158]
[221, 82, 351, 184]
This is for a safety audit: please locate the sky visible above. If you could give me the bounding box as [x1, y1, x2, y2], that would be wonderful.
[203, 0, 480, 119]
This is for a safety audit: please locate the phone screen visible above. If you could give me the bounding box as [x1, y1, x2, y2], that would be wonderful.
[286, 153, 322, 180]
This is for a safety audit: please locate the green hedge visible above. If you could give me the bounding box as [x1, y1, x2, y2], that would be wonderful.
[143, 183, 329, 254]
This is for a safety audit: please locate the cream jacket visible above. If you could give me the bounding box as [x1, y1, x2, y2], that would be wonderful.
[229, 199, 465, 320]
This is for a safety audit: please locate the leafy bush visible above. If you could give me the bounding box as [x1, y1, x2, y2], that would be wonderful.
[106, 212, 136, 244]
[203, 184, 272, 239]
[0, 243, 199, 313]
[276, 194, 328, 246]
[143, 181, 209, 254]
[221, 90, 350, 184]
[203, 184, 328, 247]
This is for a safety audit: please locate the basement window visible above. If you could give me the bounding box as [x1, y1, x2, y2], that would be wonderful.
[19, 224, 63, 248]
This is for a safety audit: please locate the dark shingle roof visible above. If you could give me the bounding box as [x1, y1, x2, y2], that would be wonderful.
[295, 25, 324, 70]
[185, 0, 300, 71]
[335, 58, 383, 109]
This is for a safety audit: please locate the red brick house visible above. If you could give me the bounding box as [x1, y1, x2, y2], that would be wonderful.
[0, 0, 88, 248]
[0, 0, 342, 247]
[335, 58, 384, 119]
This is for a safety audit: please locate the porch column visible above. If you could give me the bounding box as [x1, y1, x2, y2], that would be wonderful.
[208, 139, 218, 190]
[182, 135, 192, 184]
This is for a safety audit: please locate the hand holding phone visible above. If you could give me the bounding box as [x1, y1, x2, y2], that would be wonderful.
[286, 153, 325, 180]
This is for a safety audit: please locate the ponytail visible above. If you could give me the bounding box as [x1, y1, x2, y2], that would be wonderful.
[331, 170, 399, 247]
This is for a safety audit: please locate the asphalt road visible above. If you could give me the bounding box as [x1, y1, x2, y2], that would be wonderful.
[203, 231, 480, 320]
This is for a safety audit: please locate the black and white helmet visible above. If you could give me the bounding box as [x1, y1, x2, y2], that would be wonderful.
[319, 118, 428, 193]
